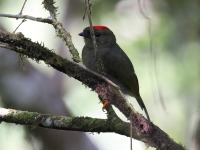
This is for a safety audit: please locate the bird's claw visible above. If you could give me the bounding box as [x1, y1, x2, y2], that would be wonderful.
[102, 99, 110, 111]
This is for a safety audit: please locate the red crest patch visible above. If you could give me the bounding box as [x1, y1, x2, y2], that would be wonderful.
[93, 26, 108, 30]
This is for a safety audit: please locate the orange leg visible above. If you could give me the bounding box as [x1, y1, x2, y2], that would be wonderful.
[102, 99, 110, 111]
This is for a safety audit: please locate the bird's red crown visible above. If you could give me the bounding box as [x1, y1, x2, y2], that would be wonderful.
[93, 26, 108, 30]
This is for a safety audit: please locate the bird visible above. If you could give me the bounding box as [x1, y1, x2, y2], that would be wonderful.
[79, 26, 150, 121]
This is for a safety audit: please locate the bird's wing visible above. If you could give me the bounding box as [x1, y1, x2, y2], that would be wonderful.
[99, 44, 140, 96]
[99, 44, 150, 120]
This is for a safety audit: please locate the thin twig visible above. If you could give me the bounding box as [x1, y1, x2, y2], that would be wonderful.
[85, 0, 98, 58]
[13, 19, 26, 33]
[138, 0, 151, 20]
[138, 0, 166, 112]
[83, 0, 87, 20]
[0, 13, 53, 24]
[84, 0, 104, 73]
[130, 121, 133, 150]
[0, 13, 81, 62]
[19, 0, 28, 15]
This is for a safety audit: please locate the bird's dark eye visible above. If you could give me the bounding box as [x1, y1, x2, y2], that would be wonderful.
[95, 32, 101, 37]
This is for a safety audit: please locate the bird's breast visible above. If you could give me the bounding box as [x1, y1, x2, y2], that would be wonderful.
[82, 47, 97, 71]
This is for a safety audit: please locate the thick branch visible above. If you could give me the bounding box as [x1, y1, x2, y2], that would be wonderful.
[0, 30, 185, 150]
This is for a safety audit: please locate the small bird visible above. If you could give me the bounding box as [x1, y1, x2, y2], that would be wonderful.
[79, 26, 150, 121]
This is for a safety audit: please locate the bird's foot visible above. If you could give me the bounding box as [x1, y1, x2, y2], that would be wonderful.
[102, 99, 110, 111]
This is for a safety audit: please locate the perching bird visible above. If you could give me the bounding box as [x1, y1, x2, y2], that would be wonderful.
[79, 26, 150, 121]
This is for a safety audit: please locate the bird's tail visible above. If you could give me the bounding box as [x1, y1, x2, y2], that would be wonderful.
[136, 96, 150, 121]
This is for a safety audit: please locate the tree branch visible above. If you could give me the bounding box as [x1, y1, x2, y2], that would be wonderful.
[0, 14, 53, 24]
[42, 0, 58, 20]
[0, 107, 131, 136]
[0, 30, 185, 150]
[0, 13, 81, 62]
[84, 0, 105, 74]
[85, 0, 98, 58]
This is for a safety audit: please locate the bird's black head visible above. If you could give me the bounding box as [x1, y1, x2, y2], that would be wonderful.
[79, 26, 116, 47]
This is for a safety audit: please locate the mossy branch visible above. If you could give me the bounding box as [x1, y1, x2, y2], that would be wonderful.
[42, 0, 58, 19]
[0, 30, 185, 150]
[0, 107, 131, 135]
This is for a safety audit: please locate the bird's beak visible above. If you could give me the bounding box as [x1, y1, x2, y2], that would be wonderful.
[78, 32, 85, 37]
[79, 32, 91, 38]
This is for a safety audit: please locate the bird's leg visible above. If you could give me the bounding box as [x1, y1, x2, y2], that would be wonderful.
[98, 96, 110, 111]
[102, 99, 110, 111]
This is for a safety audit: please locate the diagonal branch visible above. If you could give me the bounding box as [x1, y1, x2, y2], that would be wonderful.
[0, 30, 185, 150]
[42, 0, 81, 62]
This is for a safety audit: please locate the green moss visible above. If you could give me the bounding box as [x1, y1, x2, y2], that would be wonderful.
[7, 110, 38, 124]
[18, 53, 27, 70]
